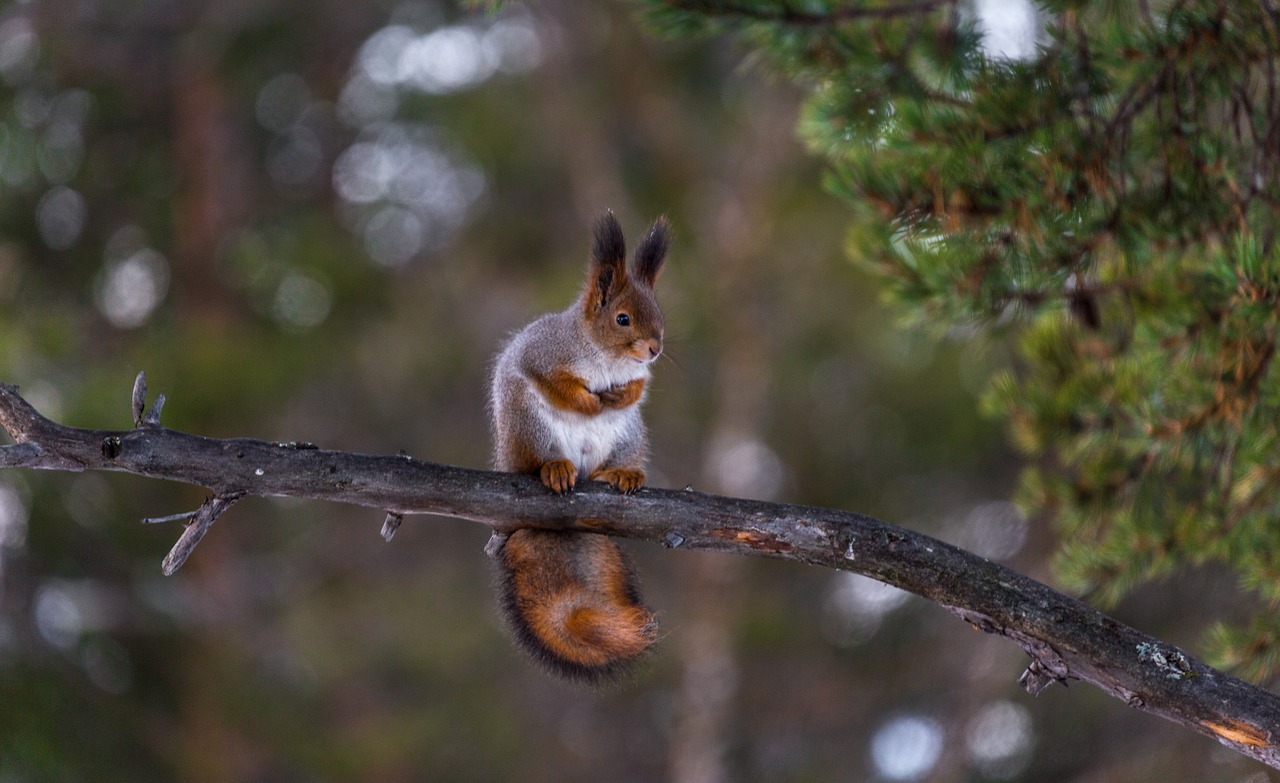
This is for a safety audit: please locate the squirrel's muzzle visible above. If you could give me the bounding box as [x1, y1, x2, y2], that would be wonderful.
[642, 338, 662, 361]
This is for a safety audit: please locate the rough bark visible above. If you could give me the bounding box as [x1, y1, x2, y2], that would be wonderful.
[1, 375, 1278, 767]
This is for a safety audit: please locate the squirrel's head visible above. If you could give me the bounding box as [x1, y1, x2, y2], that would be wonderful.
[581, 212, 669, 364]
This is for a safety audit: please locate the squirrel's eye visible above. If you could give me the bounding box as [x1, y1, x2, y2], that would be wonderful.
[615, 313, 631, 327]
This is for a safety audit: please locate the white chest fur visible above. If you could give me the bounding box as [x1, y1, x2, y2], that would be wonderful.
[541, 404, 637, 474]
[532, 357, 648, 475]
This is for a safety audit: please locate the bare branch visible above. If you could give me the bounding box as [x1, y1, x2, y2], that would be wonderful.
[0, 442, 44, 468]
[381, 512, 403, 542]
[1, 377, 1279, 766]
[145, 394, 166, 428]
[661, 0, 945, 26]
[131, 371, 147, 427]
[141, 510, 199, 525]
[159, 493, 244, 575]
[132, 370, 165, 428]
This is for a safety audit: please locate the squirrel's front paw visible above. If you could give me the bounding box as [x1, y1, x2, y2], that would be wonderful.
[540, 459, 578, 494]
[591, 467, 646, 494]
[597, 379, 644, 409]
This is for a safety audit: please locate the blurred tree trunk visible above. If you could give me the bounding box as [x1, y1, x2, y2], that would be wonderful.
[172, 39, 245, 323]
[670, 84, 801, 783]
[533, 0, 633, 229]
[170, 40, 252, 781]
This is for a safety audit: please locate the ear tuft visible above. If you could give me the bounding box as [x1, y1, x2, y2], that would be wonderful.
[592, 211, 627, 266]
[592, 264, 617, 310]
[633, 217, 670, 287]
[586, 212, 627, 313]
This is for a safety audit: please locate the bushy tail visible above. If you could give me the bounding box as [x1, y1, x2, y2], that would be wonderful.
[497, 529, 656, 682]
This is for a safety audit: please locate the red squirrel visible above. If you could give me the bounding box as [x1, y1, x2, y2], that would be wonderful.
[488, 212, 669, 681]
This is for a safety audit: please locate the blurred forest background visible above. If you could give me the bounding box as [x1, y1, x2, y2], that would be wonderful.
[0, 0, 1274, 781]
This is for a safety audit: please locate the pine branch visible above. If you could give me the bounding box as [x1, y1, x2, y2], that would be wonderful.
[658, 0, 947, 26]
[2, 374, 1279, 767]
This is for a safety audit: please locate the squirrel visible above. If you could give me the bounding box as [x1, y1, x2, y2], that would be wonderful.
[487, 211, 669, 682]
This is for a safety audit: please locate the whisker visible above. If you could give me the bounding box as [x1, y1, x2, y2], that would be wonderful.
[658, 347, 684, 372]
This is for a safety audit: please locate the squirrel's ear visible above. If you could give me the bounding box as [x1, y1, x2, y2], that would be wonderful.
[632, 216, 670, 287]
[593, 211, 627, 267]
[588, 212, 627, 311]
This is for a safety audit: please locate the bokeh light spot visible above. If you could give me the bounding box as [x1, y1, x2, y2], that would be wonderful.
[38, 118, 84, 183]
[822, 572, 912, 647]
[976, 0, 1038, 61]
[95, 247, 170, 328]
[272, 271, 332, 329]
[0, 481, 29, 550]
[363, 204, 424, 267]
[397, 26, 492, 94]
[34, 584, 83, 650]
[707, 434, 783, 499]
[35, 185, 86, 250]
[81, 637, 135, 694]
[959, 501, 1028, 561]
[871, 715, 944, 781]
[0, 17, 39, 85]
[965, 700, 1035, 779]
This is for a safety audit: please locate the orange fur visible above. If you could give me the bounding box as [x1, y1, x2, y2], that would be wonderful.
[501, 429, 543, 475]
[530, 369, 603, 415]
[498, 529, 656, 680]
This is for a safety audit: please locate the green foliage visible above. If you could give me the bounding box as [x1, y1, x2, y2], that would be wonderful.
[644, 0, 1280, 681]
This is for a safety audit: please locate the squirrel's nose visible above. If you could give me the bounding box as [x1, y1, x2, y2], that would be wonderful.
[645, 339, 662, 360]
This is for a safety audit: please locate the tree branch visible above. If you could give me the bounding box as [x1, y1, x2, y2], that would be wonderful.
[1, 374, 1278, 767]
[659, 0, 946, 26]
